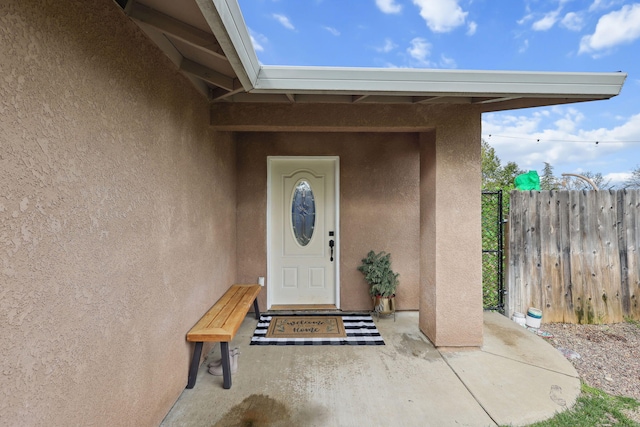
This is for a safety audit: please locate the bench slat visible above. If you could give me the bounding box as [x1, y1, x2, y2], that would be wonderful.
[188, 328, 230, 341]
[192, 285, 252, 330]
[219, 289, 261, 337]
[187, 284, 261, 342]
[196, 288, 241, 328]
[203, 290, 242, 328]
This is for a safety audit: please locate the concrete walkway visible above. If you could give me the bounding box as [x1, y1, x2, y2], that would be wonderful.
[161, 312, 580, 427]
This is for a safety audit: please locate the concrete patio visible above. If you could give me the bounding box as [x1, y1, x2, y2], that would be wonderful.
[161, 312, 580, 427]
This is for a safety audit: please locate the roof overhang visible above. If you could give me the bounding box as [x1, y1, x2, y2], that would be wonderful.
[120, 0, 627, 113]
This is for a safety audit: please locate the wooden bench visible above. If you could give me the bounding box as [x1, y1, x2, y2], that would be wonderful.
[186, 284, 262, 389]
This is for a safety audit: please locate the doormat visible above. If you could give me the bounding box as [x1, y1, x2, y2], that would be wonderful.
[265, 316, 346, 339]
[250, 314, 385, 345]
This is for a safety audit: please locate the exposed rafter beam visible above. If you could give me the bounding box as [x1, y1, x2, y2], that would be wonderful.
[471, 96, 519, 104]
[133, 20, 183, 68]
[211, 86, 245, 101]
[413, 96, 444, 104]
[478, 97, 598, 113]
[180, 59, 236, 91]
[127, 3, 226, 60]
[285, 93, 296, 103]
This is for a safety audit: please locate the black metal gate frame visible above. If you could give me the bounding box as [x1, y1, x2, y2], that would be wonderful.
[482, 190, 504, 312]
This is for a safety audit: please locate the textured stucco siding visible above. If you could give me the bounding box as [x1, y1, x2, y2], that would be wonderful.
[0, 1, 236, 425]
[420, 115, 484, 347]
[236, 132, 420, 312]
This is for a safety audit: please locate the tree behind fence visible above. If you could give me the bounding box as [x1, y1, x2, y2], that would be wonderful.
[507, 189, 640, 324]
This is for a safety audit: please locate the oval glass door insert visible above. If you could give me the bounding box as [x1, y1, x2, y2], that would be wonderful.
[291, 180, 316, 246]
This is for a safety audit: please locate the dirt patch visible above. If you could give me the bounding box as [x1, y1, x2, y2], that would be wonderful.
[485, 319, 522, 347]
[397, 333, 440, 360]
[542, 322, 640, 401]
[624, 407, 640, 423]
[213, 394, 291, 427]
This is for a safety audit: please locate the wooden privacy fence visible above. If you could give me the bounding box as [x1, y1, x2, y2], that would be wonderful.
[507, 189, 640, 324]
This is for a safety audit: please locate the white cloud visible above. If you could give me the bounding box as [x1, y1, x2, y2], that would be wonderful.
[248, 29, 267, 52]
[553, 108, 585, 133]
[588, 0, 622, 12]
[376, 0, 402, 14]
[532, 9, 560, 31]
[482, 109, 640, 176]
[412, 0, 468, 33]
[272, 13, 295, 30]
[323, 26, 340, 36]
[607, 112, 640, 141]
[517, 13, 534, 26]
[376, 38, 398, 53]
[527, 0, 578, 31]
[467, 21, 478, 35]
[560, 11, 584, 31]
[604, 171, 632, 185]
[579, 4, 640, 55]
[439, 54, 457, 68]
[407, 37, 432, 65]
[250, 35, 264, 52]
[518, 39, 530, 53]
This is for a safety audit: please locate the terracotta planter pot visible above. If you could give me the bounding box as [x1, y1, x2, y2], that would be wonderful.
[372, 295, 395, 315]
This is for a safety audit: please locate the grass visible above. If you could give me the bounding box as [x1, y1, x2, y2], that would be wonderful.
[624, 317, 640, 328]
[516, 383, 640, 427]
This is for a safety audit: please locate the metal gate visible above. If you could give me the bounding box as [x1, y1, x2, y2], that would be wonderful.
[482, 191, 504, 311]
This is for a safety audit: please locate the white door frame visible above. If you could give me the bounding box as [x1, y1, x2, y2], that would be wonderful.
[266, 156, 340, 309]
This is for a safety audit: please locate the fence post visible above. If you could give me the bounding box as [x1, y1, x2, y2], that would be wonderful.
[504, 216, 510, 317]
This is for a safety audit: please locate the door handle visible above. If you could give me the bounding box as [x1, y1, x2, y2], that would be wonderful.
[329, 239, 335, 262]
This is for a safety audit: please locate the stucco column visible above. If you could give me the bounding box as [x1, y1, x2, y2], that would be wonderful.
[419, 113, 483, 347]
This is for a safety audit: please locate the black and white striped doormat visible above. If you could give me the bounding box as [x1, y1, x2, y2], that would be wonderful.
[250, 313, 385, 345]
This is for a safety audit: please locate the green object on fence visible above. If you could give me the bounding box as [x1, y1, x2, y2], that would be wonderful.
[514, 170, 541, 190]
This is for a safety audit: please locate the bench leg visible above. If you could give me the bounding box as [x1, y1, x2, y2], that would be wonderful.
[253, 298, 261, 320]
[186, 341, 203, 389]
[220, 341, 232, 389]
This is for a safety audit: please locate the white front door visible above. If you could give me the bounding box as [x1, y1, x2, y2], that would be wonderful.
[268, 157, 339, 307]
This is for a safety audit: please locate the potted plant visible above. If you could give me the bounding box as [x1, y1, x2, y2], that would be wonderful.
[357, 250, 399, 316]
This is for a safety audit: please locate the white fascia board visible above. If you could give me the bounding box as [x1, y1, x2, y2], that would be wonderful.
[253, 66, 626, 98]
[195, 0, 260, 89]
[197, 2, 626, 101]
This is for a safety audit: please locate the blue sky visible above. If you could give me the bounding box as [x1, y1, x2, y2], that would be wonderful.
[237, 0, 640, 187]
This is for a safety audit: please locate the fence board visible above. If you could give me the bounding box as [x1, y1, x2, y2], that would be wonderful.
[508, 189, 640, 324]
[540, 192, 559, 320]
[559, 191, 573, 322]
[570, 191, 588, 322]
[629, 189, 638, 318]
[600, 190, 621, 322]
[624, 190, 640, 317]
[529, 191, 542, 311]
[507, 191, 525, 315]
[585, 189, 601, 322]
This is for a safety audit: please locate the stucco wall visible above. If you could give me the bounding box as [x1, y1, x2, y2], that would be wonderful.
[236, 132, 420, 311]
[0, 1, 236, 425]
[419, 115, 483, 347]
